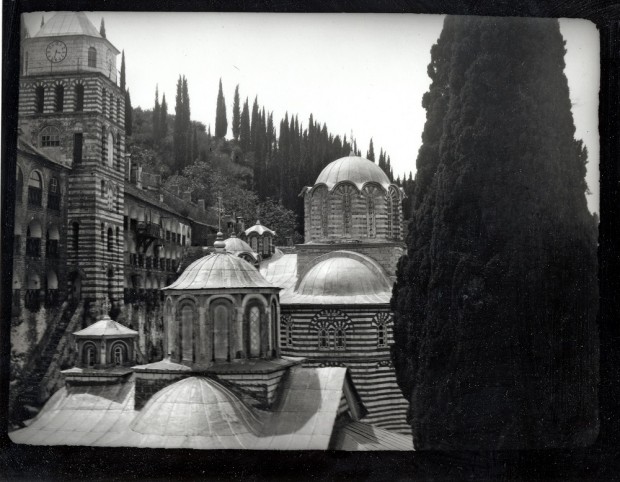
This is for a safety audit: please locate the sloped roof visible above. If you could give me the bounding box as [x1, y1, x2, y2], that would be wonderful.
[35, 12, 101, 38]
[164, 252, 278, 291]
[259, 252, 298, 298]
[314, 155, 391, 191]
[245, 220, 275, 237]
[9, 367, 412, 450]
[73, 316, 138, 338]
[331, 421, 414, 451]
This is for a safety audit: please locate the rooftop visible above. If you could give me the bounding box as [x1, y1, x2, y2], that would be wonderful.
[73, 315, 138, 338]
[245, 220, 275, 237]
[313, 155, 391, 191]
[35, 12, 101, 38]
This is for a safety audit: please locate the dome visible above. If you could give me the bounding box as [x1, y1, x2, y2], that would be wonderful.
[130, 377, 262, 437]
[296, 251, 392, 297]
[164, 252, 276, 290]
[314, 156, 391, 191]
[244, 220, 275, 237]
[224, 235, 255, 253]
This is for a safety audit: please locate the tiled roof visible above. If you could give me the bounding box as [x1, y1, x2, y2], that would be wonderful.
[8, 367, 408, 450]
[73, 316, 138, 338]
[35, 12, 101, 38]
[165, 252, 278, 291]
[245, 220, 275, 237]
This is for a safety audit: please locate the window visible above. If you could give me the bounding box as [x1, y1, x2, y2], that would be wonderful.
[116, 227, 120, 245]
[26, 220, 42, 258]
[48, 178, 60, 210]
[102, 88, 107, 116]
[116, 98, 120, 122]
[335, 328, 346, 349]
[27, 171, 42, 206]
[107, 227, 113, 252]
[107, 132, 114, 166]
[342, 190, 351, 236]
[73, 133, 83, 164]
[321, 190, 329, 238]
[113, 344, 125, 366]
[212, 302, 231, 361]
[35, 86, 44, 113]
[181, 305, 194, 362]
[101, 223, 105, 242]
[40, 126, 60, 147]
[250, 236, 258, 252]
[378, 323, 386, 347]
[319, 329, 329, 349]
[54, 84, 64, 112]
[387, 189, 400, 240]
[101, 180, 105, 197]
[248, 305, 261, 358]
[101, 127, 106, 163]
[88, 47, 97, 67]
[84, 344, 96, 367]
[75, 84, 84, 111]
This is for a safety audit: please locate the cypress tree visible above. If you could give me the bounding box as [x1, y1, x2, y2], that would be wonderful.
[240, 98, 251, 152]
[153, 85, 160, 143]
[232, 84, 241, 141]
[124, 89, 132, 136]
[173, 76, 184, 171]
[391, 16, 598, 450]
[215, 78, 228, 138]
[160, 93, 168, 138]
[250, 96, 259, 150]
[120, 50, 126, 92]
[367, 138, 375, 162]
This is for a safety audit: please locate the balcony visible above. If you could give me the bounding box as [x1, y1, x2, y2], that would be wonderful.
[47, 194, 60, 211]
[46, 239, 59, 258]
[136, 222, 162, 252]
[45, 289, 59, 307]
[25, 289, 41, 311]
[26, 237, 41, 258]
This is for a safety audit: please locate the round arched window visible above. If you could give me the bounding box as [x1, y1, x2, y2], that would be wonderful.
[40, 126, 60, 147]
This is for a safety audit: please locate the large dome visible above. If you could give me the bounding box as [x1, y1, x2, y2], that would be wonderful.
[224, 235, 254, 253]
[314, 156, 391, 191]
[164, 252, 275, 290]
[296, 251, 392, 297]
[130, 377, 262, 438]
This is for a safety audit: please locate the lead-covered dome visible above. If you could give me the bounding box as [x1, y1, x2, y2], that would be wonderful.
[164, 252, 275, 290]
[315, 156, 391, 191]
[130, 377, 263, 439]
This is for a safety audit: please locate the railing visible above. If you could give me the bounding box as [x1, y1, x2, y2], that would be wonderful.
[28, 187, 42, 206]
[26, 237, 41, 257]
[45, 289, 59, 307]
[47, 194, 60, 211]
[46, 239, 59, 258]
[137, 222, 162, 239]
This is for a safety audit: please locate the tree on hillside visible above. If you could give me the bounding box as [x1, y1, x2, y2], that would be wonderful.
[160, 94, 168, 138]
[120, 50, 126, 92]
[124, 89, 133, 136]
[391, 16, 598, 450]
[215, 78, 228, 138]
[173, 75, 191, 171]
[153, 85, 160, 143]
[367, 138, 375, 162]
[232, 85, 241, 141]
[257, 198, 299, 245]
[240, 98, 251, 152]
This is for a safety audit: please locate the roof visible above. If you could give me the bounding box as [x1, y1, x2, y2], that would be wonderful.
[331, 421, 414, 451]
[17, 136, 70, 170]
[259, 252, 298, 298]
[73, 316, 138, 338]
[35, 12, 101, 38]
[124, 182, 188, 222]
[9, 367, 409, 450]
[164, 252, 278, 291]
[130, 377, 264, 443]
[313, 155, 391, 192]
[245, 220, 275, 237]
[224, 235, 258, 262]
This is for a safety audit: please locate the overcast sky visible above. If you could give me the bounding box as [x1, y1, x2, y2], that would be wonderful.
[24, 12, 599, 213]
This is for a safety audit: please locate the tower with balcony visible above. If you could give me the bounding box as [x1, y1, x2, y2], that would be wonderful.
[19, 12, 125, 316]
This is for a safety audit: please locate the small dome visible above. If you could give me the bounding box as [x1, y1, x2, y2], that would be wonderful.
[314, 156, 391, 191]
[130, 377, 262, 437]
[297, 252, 392, 297]
[244, 220, 275, 237]
[164, 252, 276, 290]
[224, 235, 255, 254]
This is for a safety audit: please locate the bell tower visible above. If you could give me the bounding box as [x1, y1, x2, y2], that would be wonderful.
[18, 12, 125, 316]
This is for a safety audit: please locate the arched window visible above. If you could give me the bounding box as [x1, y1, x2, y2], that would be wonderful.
[54, 84, 64, 112]
[111, 342, 126, 366]
[248, 304, 261, 358]
[116, 227, 120, 246]
[16, 167, 23, 203]
[212, 300, 231, 361]
[74, 84, 84, 111]
[364, 187, 378, 238]
[28, 171, 43, 206]
[116, 135, 121, 169]
[88, 47, 97, 68]
[35, 86, 44, 113]
[83, 343, 97, 367]
[321, 191, 329, 238]
[180, 304, 194, 362]
[386, 193, 393, 239]
[286, 320, 293, 346]
[46, 225, 60, 258]
[107, 227, 113, 252]
[116, 98, 120, 123]
[318, 329, 328, 349]
[45, 270, 59, 306]
[25, 272, 41, 311]
[48, 177, 60, 210]
[377, 322, 386, 347]
[40, 126, 60, 147]
[101, 222, 105, 243]
[101, 127, 106, 163]
[107, 132, 114, 166]
[336, 185, 355, 237]
[72, 222, 79, 253]
[387, 189, 400, 240]
[335, 328, 346, 349]
[102, 88, 107, 116]
[26, 220, 42, 258]
[250, 236, 258, 252]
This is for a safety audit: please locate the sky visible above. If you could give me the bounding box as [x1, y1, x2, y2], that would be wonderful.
[23, 12, 600, 213]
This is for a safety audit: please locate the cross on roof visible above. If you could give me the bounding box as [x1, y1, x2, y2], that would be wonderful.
[101, 296, 111, 316]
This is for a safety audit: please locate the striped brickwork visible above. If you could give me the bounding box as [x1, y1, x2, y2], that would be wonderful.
[280, 305, 411, 435]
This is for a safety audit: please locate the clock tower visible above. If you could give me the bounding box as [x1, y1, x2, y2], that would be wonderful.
[19, 12, 125, 316]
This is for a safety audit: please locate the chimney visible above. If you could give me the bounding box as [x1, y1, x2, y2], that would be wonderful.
[136, 165, 143, 189]
[237, 216, 245, 233]
[159, 193, 164, 202]
[197, 199, 205, 211]
[182, 190, 191, 202]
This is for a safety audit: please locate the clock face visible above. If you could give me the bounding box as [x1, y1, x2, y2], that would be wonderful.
[45, 40, 67, 63]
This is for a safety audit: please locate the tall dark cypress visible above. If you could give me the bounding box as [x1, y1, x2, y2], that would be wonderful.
[160, 93, 168, 138]
[173, 76, 184, 171]
[240, 98, 251, 152]
[391, 16, 598, 450]
[124, 89, 133, 136]
[250, 96, 259, 151]
[153, 85, 160, 143]
[367, 138, 375, 162]
[232, 84, 241, 141]
[215, 78, 228, 138]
